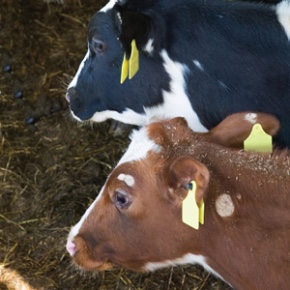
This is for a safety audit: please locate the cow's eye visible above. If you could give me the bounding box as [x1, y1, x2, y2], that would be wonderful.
[114, 189, 131, 209]
[92, 37, 106, 54]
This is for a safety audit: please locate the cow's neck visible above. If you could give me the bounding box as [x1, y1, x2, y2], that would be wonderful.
[186, 144, 290, 289]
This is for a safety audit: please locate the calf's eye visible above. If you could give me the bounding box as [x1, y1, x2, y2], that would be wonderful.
[92, 37, 106, 54]
[114, 189, 131, 209]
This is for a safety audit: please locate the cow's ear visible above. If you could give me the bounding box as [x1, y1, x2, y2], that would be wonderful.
[167, 156, 209, 207]
[207, 112, 280, 148]
[115, 9, 153, 57]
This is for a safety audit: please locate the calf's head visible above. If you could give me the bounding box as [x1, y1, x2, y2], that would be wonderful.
[66, 112, 279, 271]
[66, 0, 168, 124]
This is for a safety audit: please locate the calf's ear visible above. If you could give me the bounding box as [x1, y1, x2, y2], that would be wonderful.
[168, 156, 209, 206]
[115, 9, 152, 57]
[208, 112, 280, 148]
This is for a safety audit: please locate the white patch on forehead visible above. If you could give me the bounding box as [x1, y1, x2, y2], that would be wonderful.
[215, 194, 235, 218]
[68, 49, 90, 89]
[244, 113, 257, 124]
[143, 38, 154, 55]
[100, 0, 118, 12]
[67, 186, 106, 251]
[193, 60, 204, 71]
[118, 127, 161, 165]
[276, 1, 290, 40]
[147, 50, 207, 133]
[144, 253, 227, 283]
[118, 173, 135, 187]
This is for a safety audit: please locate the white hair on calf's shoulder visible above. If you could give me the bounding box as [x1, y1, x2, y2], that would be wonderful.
[156, 50, 208, 133]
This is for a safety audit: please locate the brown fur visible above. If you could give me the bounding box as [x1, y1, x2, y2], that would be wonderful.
[70, 112, 290, 290]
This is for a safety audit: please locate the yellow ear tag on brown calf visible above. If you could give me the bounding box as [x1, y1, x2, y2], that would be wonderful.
[182, 181, 204, 230]
[129, 39, 139, 79]
[244, 123, 273, 153]
[199, 199, 205, 225]
[120, 54, 129, 84]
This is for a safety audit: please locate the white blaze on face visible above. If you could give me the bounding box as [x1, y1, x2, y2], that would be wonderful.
[118, 173, 135, 187]
[215, 194, 235, 218]
[67, 126, 160, 251]
[244, 113, 257, 124]
[276, 1, 290, 40]
[68, 49, 90, 89]
[67, 186, 106, 253]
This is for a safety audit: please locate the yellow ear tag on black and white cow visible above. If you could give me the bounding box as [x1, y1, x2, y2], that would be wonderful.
[182, 181, 204, 230]
[244, 123, 273, 153]
[120, 54, 129, 84]
[129, 39, 139, 79]
[120, 39, 139, 84]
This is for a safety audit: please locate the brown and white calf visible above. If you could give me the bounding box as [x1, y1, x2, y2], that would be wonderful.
[66, 112, 290, 290]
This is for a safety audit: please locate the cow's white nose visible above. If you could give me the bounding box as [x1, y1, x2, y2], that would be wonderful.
[66, 239, 76, 256]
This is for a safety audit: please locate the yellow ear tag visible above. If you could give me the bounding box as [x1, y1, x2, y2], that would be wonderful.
[199, 199, 205, 225]
[120, 54, 129, 84]
[244, 123, 272, 153]
[182, 181, 204, 230]
[129, 39, 139, 79]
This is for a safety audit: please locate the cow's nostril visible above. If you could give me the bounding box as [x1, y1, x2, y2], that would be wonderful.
[65, 92, 70, 103]
[66, 87, 77, 103]
[66, 239, 76, 256]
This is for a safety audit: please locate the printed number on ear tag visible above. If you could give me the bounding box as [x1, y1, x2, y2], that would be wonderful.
[120, 39, 139, 84]
[244, 123, 272, 153]
[182, 181, 204, 230]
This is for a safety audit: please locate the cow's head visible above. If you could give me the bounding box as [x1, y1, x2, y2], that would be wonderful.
[66, 112, 279, 272]
[66, 0, 169, 125]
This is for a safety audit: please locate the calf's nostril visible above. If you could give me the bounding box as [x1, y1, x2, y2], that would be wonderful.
[65, 92, 70, 103]
[66, 239, 76, 256]
[66, 87, 77, 103]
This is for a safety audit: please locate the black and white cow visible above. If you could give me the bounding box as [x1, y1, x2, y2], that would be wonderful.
[66, 0, 290, 148]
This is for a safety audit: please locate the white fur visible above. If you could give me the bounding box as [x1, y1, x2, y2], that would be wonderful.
[91, 108, 147, 125]
[118, 127, 161, 165]
[68, 49, 90, 89]
[118, 173, 135, 187]
[66, 186, 106, 255]
[215, 194, 235, 218]
[193, 60, 204, 71]
[144, 253, 227, 283]
[100, 0, 117, 12]
[244, 113, 257, 124]
[276, 1, 290, 40]
[155, 50, 207, 132]
[144, 38, 154, 55]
